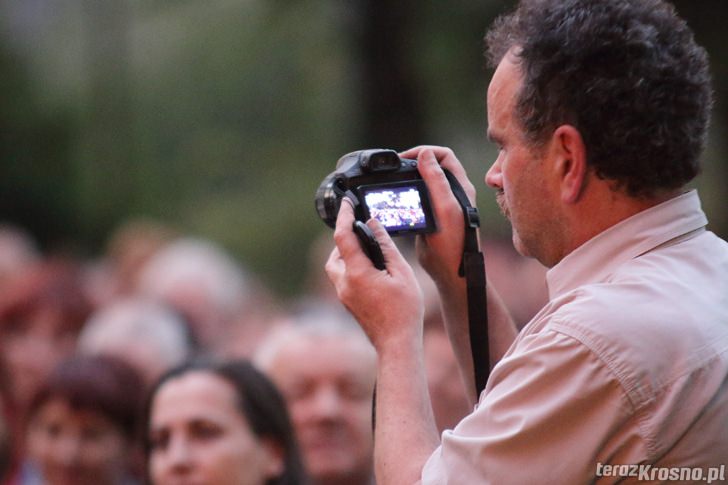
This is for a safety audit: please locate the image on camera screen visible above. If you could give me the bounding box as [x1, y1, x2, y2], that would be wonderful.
[362, 185, 428, 231]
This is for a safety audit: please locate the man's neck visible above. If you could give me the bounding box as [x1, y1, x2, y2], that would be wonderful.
[559, 184, 682, 265]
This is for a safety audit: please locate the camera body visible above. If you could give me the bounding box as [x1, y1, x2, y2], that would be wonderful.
[315, 149, 436, 235]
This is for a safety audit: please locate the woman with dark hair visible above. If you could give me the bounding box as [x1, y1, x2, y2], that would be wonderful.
[145, 360, 307, 485]
[23, 354, 145, 485]
[0, 261, 93, 484]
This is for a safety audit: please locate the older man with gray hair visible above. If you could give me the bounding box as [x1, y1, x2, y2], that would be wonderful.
[135, 237, 251, 354]
[77, 297, 192, 387]
[255, 305, 376, 485]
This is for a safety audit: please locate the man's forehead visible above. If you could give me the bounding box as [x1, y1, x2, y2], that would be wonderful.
[488, 51, 522, 103]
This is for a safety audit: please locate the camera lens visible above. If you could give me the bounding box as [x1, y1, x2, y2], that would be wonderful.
[314, 174, 341, 228]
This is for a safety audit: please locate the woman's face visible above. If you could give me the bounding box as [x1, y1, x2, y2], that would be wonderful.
[148, 371, 283, 485]
[25, 397, 129, 485]
[0, 307, 79, 408]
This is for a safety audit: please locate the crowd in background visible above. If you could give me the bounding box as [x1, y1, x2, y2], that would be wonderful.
[0, 218, 547, 485]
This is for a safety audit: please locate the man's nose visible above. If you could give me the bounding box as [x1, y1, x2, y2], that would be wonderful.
[485, 157, 503, 189]
[53, 433, 83, 466]
[166, 434, 194, 474]
[310, 387, 344, 419]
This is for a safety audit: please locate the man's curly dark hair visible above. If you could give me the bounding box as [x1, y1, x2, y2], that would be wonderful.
[485, 0, 713, 198]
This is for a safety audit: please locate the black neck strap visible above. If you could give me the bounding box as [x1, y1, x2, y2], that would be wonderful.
[443, 169, 490, 396]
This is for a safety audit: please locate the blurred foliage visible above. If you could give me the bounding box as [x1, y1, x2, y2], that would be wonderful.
[0, 0, 726, 298]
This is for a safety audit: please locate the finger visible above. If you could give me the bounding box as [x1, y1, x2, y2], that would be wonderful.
[401, 146, 476, 203]
[324, 246, 343, 285]
[399, 146, 425, 160]
[417, 148, 464, 210]
[333, 197, 372, 267]
[325, 246, 361, 309]
[400, 145, 454, 162]
[423, 149, 477, 205]
[365, 218, 403, 273]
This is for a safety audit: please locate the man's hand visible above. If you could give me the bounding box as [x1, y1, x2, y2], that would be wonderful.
[325, 198, 440, 484]
[401, 146, 517, 401]
[399, 146, 479, 292]
[325, 198, 425, 351]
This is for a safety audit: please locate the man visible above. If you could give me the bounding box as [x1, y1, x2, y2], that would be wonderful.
[136, 237, 251, 354]
[325, 0, 728, 483]
[77, 297, 192, 387]
[255, 310, 376, 485]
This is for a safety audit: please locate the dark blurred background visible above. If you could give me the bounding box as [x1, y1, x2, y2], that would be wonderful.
[1, 0, 726, 299]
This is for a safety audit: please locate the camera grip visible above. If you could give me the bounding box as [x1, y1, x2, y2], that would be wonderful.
[352, 221, 386, 270]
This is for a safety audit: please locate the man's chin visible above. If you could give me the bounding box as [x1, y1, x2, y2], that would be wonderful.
[307, 447, 351, 464]
[308, 459, 355, 482]
[512, 233, 530, 258]
[310, 465, 371, 485]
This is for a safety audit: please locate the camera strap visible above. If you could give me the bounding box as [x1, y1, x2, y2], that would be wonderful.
[443, 169, 490, 397]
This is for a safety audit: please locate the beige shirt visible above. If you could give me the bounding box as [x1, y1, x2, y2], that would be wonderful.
[422, 190, 728, 484]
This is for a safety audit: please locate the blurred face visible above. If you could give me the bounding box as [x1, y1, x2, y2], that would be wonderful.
[26, 398, 128, 485]
[484, 52, 563, 266]
[266, 335, 376, 484]
[0, 308, 79, 408]
[148, 371, 283, 485]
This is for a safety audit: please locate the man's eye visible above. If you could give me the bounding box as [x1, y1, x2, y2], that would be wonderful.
[287, 383, 314, 401]
[45, 423, 62, 438]
[80, 426, 106, 442]
[340, 381, 372, 401]
[148, 431, 169, 451]
[191, 422, 223, 440]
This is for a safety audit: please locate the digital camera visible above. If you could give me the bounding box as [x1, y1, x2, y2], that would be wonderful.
[315, 149, 436, 236]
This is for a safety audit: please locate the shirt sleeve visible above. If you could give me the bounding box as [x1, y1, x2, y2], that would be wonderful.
[421, 329, 637, 485]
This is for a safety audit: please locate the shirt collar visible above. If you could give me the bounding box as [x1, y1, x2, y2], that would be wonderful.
[546, 190, 707, 300]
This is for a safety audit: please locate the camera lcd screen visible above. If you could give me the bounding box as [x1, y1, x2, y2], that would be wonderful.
[360, 182, 434, 234]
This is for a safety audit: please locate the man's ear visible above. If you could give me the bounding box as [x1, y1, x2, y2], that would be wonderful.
[551, 125, 588, 204]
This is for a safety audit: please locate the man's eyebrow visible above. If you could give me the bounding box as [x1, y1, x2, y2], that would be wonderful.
[487, 129, 502, 145]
